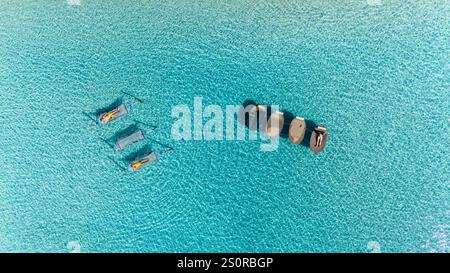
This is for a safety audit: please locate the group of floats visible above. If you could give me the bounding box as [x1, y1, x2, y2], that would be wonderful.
[85, 94, 172, 172]
[244, 104, 327, 153]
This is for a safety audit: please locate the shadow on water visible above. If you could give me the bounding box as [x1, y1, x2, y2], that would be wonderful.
[239, 99, 256, 126]
[94, 98, 123, 115]
[82, 97, 124, 123]
[240, 99, 273, 130]
[101, 124, 140, 147]
[115, 124, 140, 139]
[242, 99, 256, 108]
[100, 121, 158, 148]
[122, 138, 173, 162]
[241, 99, 318, 147]
[301, 119, 317, 147]
[123, 144, 153, 163]
[280, 111, 295, 139]
[83, 94, 145, 124]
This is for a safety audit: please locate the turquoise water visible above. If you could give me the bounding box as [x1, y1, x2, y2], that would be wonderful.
[0, 0, 448, 252]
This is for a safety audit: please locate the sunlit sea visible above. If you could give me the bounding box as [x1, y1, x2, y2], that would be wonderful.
[0, 0, 448, 252]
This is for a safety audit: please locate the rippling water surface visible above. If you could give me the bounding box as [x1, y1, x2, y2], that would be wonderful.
[0, 1, 448, 252]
